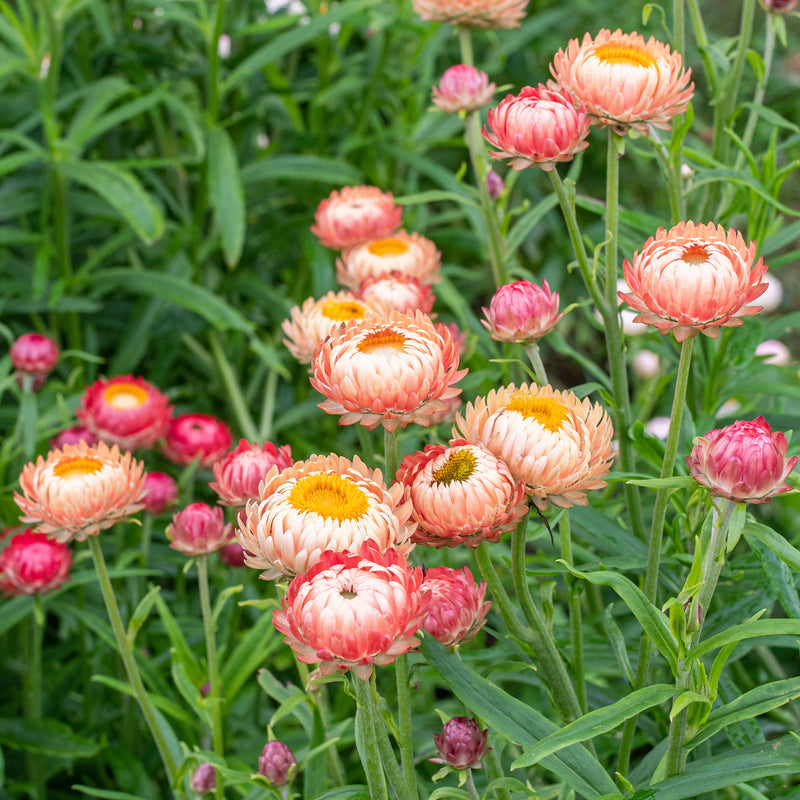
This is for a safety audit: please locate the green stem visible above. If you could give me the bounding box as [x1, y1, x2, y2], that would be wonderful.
[207, 0, 227, 124]
[484, 747, 512, 800]
[198, 556, 225, 800]
[673, 0, 685, 63]
[209, 330, 259, 441]
[559, 513, 587, 714]
[523, 342, 547, 385]
[351, 676, 387, 800]
[686, 0, 719, 94]
[457, 27, 474, 66]
[465, 769, 480, 800]
[395, 654, 418, 799]
[259, 368, 279, 440]
[25, 607, 46, 800]
[88, 536, 178, 784]
[383, 426, 399, 483]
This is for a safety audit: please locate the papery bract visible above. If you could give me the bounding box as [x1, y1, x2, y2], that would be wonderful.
[432, 65, 496, 113]
[209, 439, 293, 507]
[412, 0, 528, 29]
[258, 741, 297, 786]
[312, 185, 402, 250]
[162, 413, 232, 469]
[482, 279, 563, 343]
[0, 530, 72, 596]
[10, 333, 59, 379]
[421, 566, 490, 646]
[167, 502, 232, 556]
[432, 717, 490, 769]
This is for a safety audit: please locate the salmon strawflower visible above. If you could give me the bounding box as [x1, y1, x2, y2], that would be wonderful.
[412, 0, 528, 29]
[336, 231, 441, 292]
[272, 541, 429, 680]
[551, 28, 694, 135]
[618, 221, 769, 342]
[238, 452, 415, 579]
[77, 375, 173, 451]
[454, 383, 614, 510]
[162, 413, 232, 469]
[396, 440, 527, 548]
[311, 311, 466, 432]
[0, 530, 72, 596]
[209, 439, 293, 507]
[15, 441, 146, 542]
[358, 273, 435, 316]
[421, 566, 490, 647]
[312, 185, 402, 250]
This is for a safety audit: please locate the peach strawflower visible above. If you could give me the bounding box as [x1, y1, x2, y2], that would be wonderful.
[238, 453, 414, 579]
[272, 541, 429, 680]
[454, 383, 614, 510]
[432, 65, 496, 113]
[412, 0, 528, 29]
[311, 311, 466, 432]
[396, 440, 527, 547]
[421, 566, 490, 647]
[311, 185, 402, 250]
[167, 502, 232, 556]
[0, 530, 72, 596]
[162, 413, 232, 469]
[77, 375, 173, 451]
[282, 290, 383, 364]
[336, 231, 441, 291]
[15, 441, 146, 542]
[358, 273, 435, 316]
[482, 279, 563, 343]
[209, 439, 293, 507]
[551, 29, 694, 135]
[618, 221, 769, 342]
[482, 85, 590, 171]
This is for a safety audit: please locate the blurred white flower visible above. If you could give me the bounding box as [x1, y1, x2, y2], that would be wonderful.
[644, 416, 670, 440]
[759, 273, 783, 312]
[217, 34, 231, 59]
[756, 339, 791, 366]
[716, 398, 741, 418]
[632, 349, 660, 378]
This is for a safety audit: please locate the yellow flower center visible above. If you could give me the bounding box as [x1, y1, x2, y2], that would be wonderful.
[367, 237, 410, 257]
[357, 328, 407, 354]
[432, 449, 477, 486]
[681, 242, 711, 265]
[593, 42, 657, 69]
[103, 382, 149, 410]
[53, 456, 104, 479]
[288, 473, 369, 521]
[506, 391, 569, 432]
[321, 298, 367, 321]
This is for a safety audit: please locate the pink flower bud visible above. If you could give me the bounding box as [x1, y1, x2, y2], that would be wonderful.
[219, 537, 247, 567]
[142, 471, 179, 514]
[431, 717, 489, 769]
[481, 279, 563, 343]
[49, 424, 97, 449]
[190, 762, 216, 794]
[162, 413, 232, 469]
[687, 417, 798, 504]
[422, 566, 490, 647]
[10, 333, 59, 387]
[486, 170, 504, 200]
[432, 65, 496, 113]
[258, 740, 297, 786]
[0, 530, 72, 596]
[166, 503, 232, 556]
[209, 439, 293, 507]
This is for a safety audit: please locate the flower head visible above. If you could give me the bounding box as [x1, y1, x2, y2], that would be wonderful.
[432, 65, 496, 113]
[0, 530, 72, 596]
[482, 279, 563, 343]
[77, 375, 173, 451]
[358, 273, 435, 316]
[209, 439, 293, 507]
[412, 0, 528, 29]
[312, 186, 402, 250]
[50, 425, 97, 450]
[142, 471, 179, 514]
[162, 413, 232, 469]
[432, 717, 490, 769]
[238, 453, 414, 579]
[688, 417, 797, 504]
[258, 741, 297, 786]
[454, 383, 614, 510]
[421, 566, 489, 647]
[10, 333, 59, 383]
[619, 221, 769, 342]
[551, 28, 694, 134]
[15, 441, 146, 542]
[167, 502, 232, 556]
[190, 763, 216, 795]
[396, 441, 527, 547]
[272, 542, 429, 680]
[482, 85, 590, 171]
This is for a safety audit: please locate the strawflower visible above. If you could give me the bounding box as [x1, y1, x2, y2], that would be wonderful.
[142, 471, 179, 514]
[162, 413, 232, 469]
[167, 502, 232, 556]
[258, 741, 297, 786]
[421, 566, 489, 646]
[432, 717, 490, 769]
[432, 65, 496, 113]
[482, 279, 563, 343]
[0, 530, 72, 596]
[412, 0, 528, 29]
[209, 439, 293, 507]
[358, 273, 435, 316]
[10, 333, 59, 383]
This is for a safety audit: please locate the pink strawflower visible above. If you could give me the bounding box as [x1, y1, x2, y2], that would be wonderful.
[432, 717, 490, 769]
[688, 417, 798, 504]
[258, 741, 297, 786]
[10, 333, 60, 382]
[272, 542, 429, 680]
[50, 425, 97, 449]
[432, 65, 496, 113]
[209, 439, 293, 507]
[142, 471, 179, 514]
[162, 413, 232, 469]
[358, 273, 435, 316]
[77, 375, 173, 451]
[482, 85, 590, 171]
[482, 279, 563, 343]
[311, 311, 466, 432]
[551, 28, 694, 135]
[619, 221, 769, 342]
[0, 530, 72, 596]
[421, 566, 489, 647]
[312, 186, 402, 250]
[167, 502, 232, 556]
[190, 762, 216, 794]
[412, 0, 528, 29]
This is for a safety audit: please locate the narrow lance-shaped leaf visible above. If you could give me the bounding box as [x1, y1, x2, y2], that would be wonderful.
[208, 126, 245, 268]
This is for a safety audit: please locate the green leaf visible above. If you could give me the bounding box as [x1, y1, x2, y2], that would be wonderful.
[421, 637, 617, 798]
[748, 536, 800, 619]
[208, 126, 245, 268]
[743, 521, 800, 572]
[72, 787, 150, 800]
[126, 584, 161, 645]
[309, 787, 371, 800]
[0, 718, 101, 758]
[669, 691, 710, 721]
[688, 168, 800, 217]
[626, 476, 697, 490]
[504, 194, 559, 258]
[512, 685, 678, 769]
[56, 160, 164, 244]
[688, 618, 800, 661]
[153, 591, 205, 686]
[91, 675, 195, 726]
[603, 604, 635, 686]
[242, 154, 363, 186]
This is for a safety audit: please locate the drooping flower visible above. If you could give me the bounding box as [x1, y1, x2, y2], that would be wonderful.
[431, 717, 490, 769]
[209, 439, 293, 507]
[10, 333, 60, 385]
[688, 417, 798, 504]
[454, 383, 614, 510]
[311, 186, 402, 250]
[421, 566, 490, 647]
[238, 453, 414, 579]
[15, 441, 146, 542]
[482, 85, 590, 171]
[142, 471, 179, 514]
[0, 530, 72, 596]
[311, 311, 466, 432]
[77, 375, 173, 451]
[162, 413, 232, 469]
[167, 502, 232, 556]
[618, 221, 769, 342]
[190, 762, 216, 795]
[551, 28, 694, 134]
[272, 542, 429, 680]
[412, 0, 528, 29]
[482, 279, 563, 343]
[396, 441, 527, 547]
[336, 231, 441, 291]
[432, 65, 496, 113]
[258, 741, 297, 786]
[50, 424, 97, 449]
[358, 273, 435, 316]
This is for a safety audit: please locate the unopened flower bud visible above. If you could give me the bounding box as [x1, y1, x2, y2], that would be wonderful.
[432, 65, 496, 114]
[10, 333, 59, 389]
[482, 280, 563, 344]
[486, 169, 504, 200]
[142, 471, 179, 514]
[431, 717, 489, 769]
[760, 0, 798, 13]
[190, 762, 216, 795]
[166, 503, 232, 556]
[258, 740, 297, 786]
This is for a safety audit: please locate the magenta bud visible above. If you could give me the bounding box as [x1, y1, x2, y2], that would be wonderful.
[190, 762, 216, 794]
[431, 717, 490, 770]
[258, 740, 297, 786]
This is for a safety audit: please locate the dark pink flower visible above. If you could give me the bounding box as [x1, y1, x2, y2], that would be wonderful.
[166, 503, 232, 556]
[0, 530, 72, 596]
[432, 717, 490, 769]
[422, 566, 490, 646]
[49, 425, 97, 449]
[142, 471, 179, 514]
[258, 741, 297, 786]
[10, 333, 60, 377]
[162, 413, 232, 469]
[209, 439, 293, 507]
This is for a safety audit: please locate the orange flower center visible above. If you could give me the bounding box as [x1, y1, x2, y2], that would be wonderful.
[53, 456, 104, 479]
[506, 392, 569, 432]
[357, 328, 407, 354]
[432, 449, 477, 486]
[681, 242, 711, 265]
[367, 238, 409, 257]
[322, 299, 367, 321]
[288, 473, 369, 521]
[103, 382, 149, 410]
[593, 42, 657, 69]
